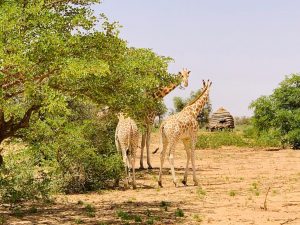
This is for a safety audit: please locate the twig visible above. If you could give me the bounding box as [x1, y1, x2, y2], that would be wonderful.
[280, 218, 298, 225]
[263, 186, 271, 211]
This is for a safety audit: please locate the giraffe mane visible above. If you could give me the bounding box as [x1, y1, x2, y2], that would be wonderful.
[151, 73, 182, 99]
[185, 81, 210, 107]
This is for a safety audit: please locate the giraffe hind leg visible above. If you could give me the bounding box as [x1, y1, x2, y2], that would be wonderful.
[182, 139, 191, 186]
[158, 140, 167, 188]
[191, 138, 199, 186]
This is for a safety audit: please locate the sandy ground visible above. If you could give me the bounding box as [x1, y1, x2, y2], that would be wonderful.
[1, 132, 300, 225]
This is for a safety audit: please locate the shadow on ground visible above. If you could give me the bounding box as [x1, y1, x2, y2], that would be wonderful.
[1, 199, 189, 225]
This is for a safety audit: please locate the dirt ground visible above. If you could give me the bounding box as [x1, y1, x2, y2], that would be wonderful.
[1, 132, 300, 225]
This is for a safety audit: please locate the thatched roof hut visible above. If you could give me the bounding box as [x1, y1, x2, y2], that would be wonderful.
[207, 107, 234, 131]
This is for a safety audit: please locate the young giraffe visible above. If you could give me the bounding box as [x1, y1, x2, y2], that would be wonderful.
[140, 69, 191, 169]
[115, 113, 139, 189]
[156, 80, 212, 187]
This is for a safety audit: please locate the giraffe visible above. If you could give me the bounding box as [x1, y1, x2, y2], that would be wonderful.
[140, 68, 191, 169]
[156, 80, 212, 187]
[115, 113, 139, 189]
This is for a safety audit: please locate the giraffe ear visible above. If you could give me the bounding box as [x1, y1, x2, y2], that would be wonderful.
[188, 70, 191, 74]
[178, 71, 182, 75]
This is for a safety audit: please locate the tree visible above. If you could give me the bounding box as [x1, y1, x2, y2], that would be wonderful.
[0, 0, 176, 196]
[250, 74, 300, 149]
[0, 0, 112, 159]
[0, 0, 173, 160]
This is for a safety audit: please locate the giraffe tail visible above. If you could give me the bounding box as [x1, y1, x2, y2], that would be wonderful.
[126, 123, 133, 156]
[152, 147, 159, 154]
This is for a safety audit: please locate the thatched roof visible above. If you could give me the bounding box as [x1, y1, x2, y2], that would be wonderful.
[207, 107, 234, 131]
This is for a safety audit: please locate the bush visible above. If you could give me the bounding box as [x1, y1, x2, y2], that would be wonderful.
[243, 126, 282, 148]
[0, 150, 51, 204]
[196, 131, 248, 149]
[250, 74, 300, 149]
[196, 128, 281, 149]
[19, 99, 124, 194]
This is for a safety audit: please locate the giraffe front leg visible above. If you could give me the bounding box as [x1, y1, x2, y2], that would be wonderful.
[191, 138, 199, 186]
[182, 139, 191, 186]
[140, 133, 146, 169]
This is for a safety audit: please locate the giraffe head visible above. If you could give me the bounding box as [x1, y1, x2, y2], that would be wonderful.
[117, 112, 126, 120]
[178, 68, 191, 88]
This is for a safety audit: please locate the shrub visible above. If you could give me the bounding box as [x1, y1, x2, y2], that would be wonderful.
[20, 100, 124, 194]
[175, 208, 184, 217]
[250, 74, 300, 149]
[197, 128, 282, 149]
[0, 150, 51, 205]
[196, 131, 248, 149]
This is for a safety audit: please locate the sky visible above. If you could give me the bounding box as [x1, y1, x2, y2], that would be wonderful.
[93, 0, 300, 116]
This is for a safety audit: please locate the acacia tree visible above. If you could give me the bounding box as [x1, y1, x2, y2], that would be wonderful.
[250, 74, 300, 149]
[1, 1, 108, 134]
[0, 0, 174, 183]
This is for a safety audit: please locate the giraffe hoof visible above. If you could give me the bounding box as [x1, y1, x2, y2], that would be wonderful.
[182, 180, 187, 186]
[148, 166, 153, 170]
[133, 184, 137, 190]
[139, 166, 145, 170]
[158, 181, 163, 188]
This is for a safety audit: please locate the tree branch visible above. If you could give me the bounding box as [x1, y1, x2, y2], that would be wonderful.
[0, 105, 41, 141]
[2, 69, 59, 99]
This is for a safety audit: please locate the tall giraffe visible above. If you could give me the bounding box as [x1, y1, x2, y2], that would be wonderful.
[140, 69, 191, 169]
[156, 80, 212, 187]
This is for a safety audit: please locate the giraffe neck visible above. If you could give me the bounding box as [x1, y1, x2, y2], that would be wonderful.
[152, 75, 181, 99]
[183, 87, 210, 118]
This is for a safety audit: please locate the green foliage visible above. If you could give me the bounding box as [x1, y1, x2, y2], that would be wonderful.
[196, 131, 248, 149]
[19, 99, 124, 193]
[243, 126, 281, 147]
[250, 74, 300, 149]
[234, 116, 251, 126]
[249, 182, 260, 196]
[196, 187, 206, 199]
[196, 128, 281, 149]
[0, 150, 51, 204]
[175, 208, 184, 217]
[0, 215, 6, 225]
[146, 218, 154, 225]
[84, 204, 96, 217]
[74, 218, 84, 224]
[229, 190, 237, 197]
[0, 0, 178, 203]
[116, 209, 143, 223]
[0, 0, 173, 142]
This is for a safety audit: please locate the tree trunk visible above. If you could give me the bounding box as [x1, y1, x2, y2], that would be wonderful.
[0, 105, 40, 166]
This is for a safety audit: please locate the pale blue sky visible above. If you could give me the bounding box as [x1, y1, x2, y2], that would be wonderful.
[93, 0, 300, 116]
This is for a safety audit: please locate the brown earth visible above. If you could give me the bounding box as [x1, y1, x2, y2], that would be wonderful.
[1, 132, 300, 225]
